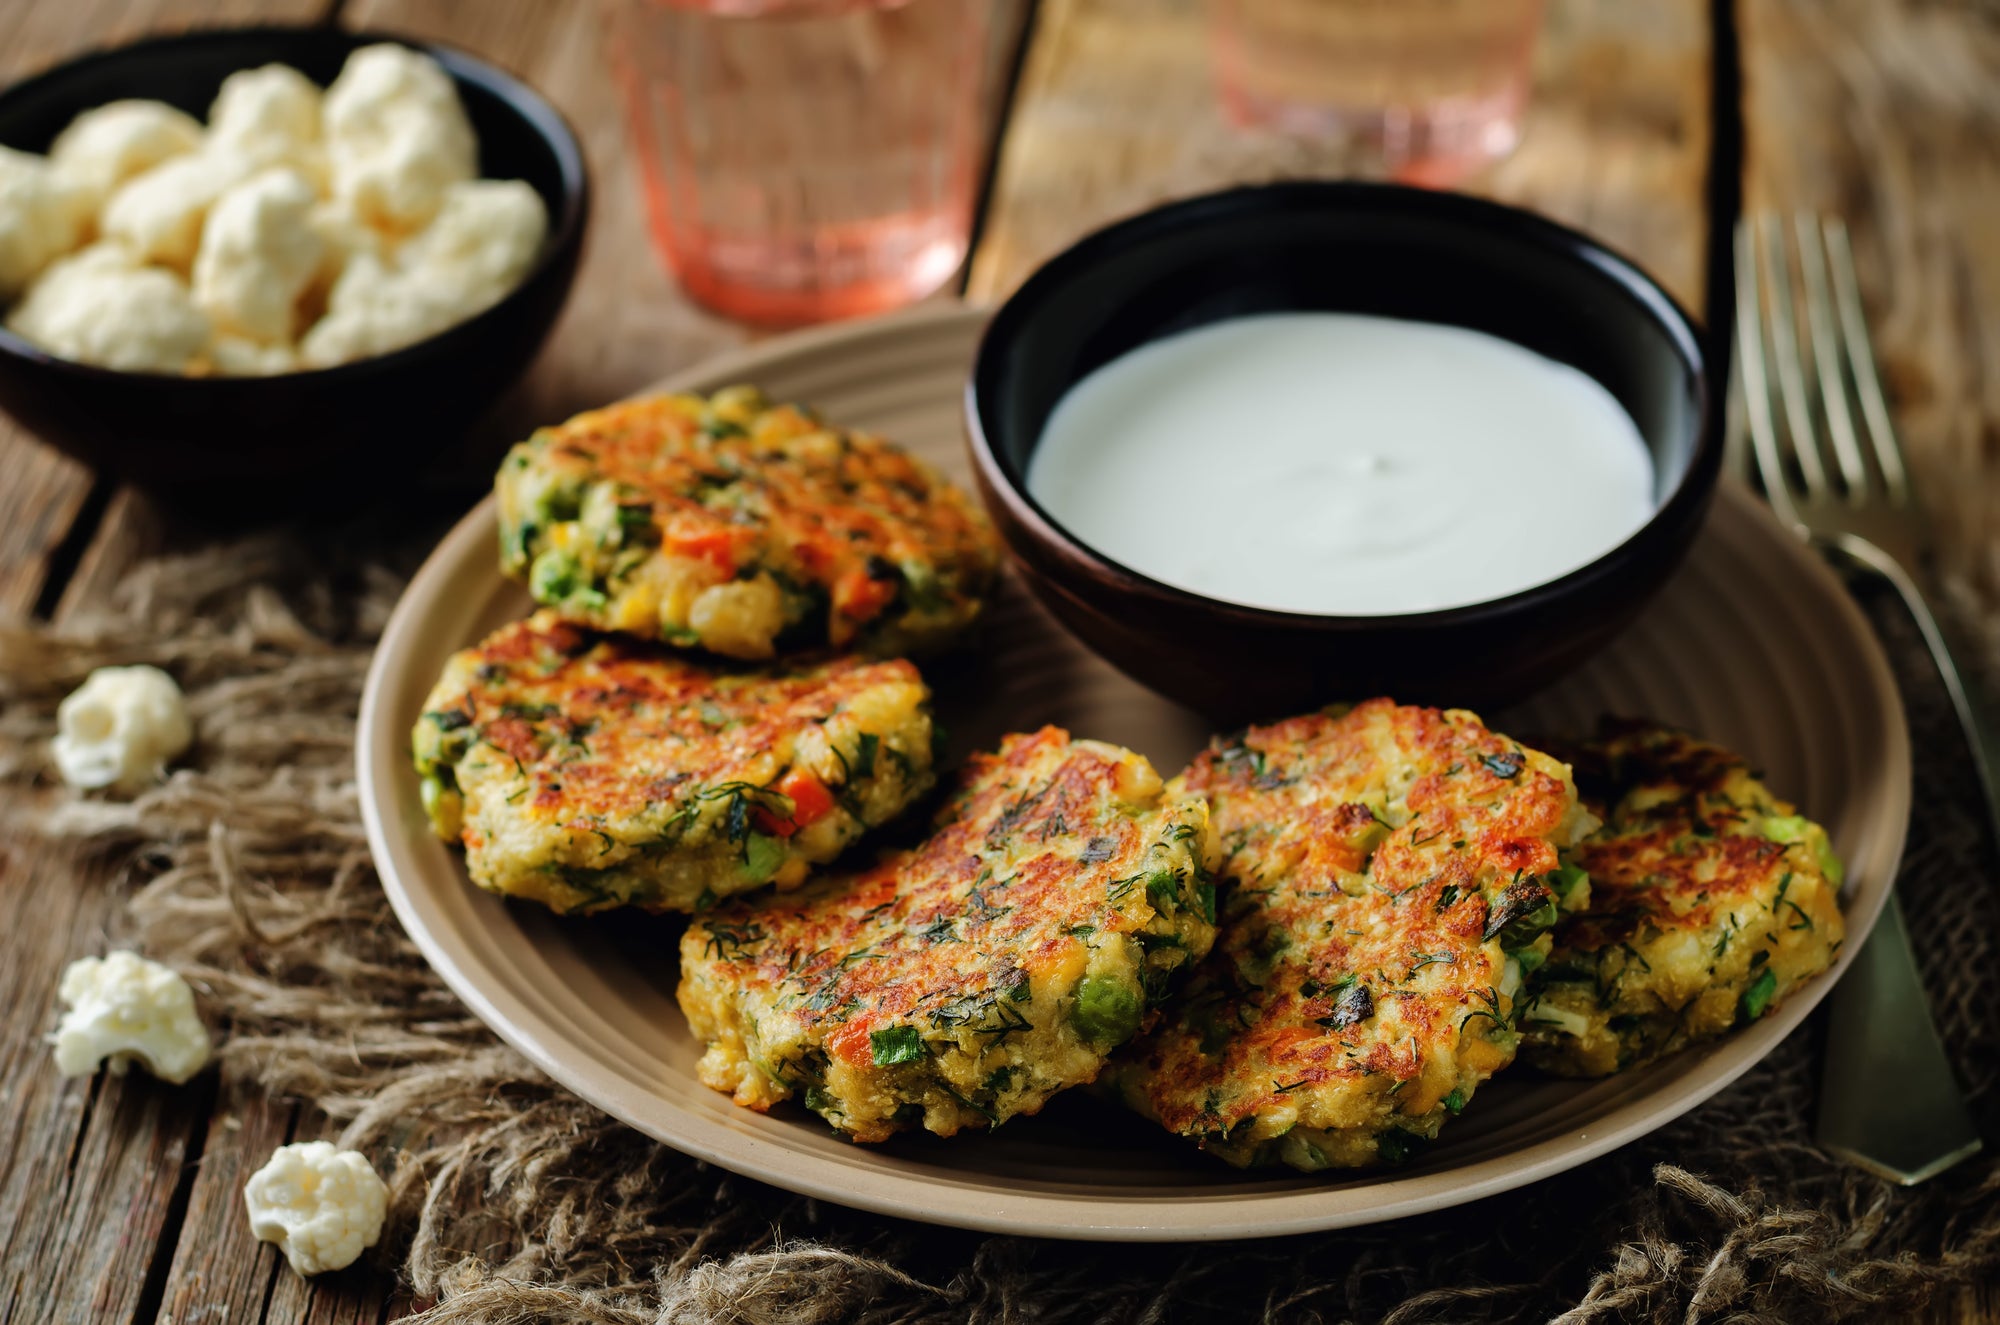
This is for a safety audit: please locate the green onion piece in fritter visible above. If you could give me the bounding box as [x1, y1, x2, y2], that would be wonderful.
[870, 1025, 926, 1066]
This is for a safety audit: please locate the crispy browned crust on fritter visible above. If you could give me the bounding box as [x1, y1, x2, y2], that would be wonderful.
[1521, 721, 1846, 1076]
[1109, 699, 1593, 1170]
[411, 612, 934, 914]
[496, 386, 1001, 658]
[678, 727, 1218, 1143]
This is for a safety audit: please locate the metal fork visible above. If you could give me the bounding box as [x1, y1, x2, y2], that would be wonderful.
[1736, 214, 1983, 1185]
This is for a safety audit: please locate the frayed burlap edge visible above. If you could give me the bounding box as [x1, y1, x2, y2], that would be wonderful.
[3, 534, 1997, 1324]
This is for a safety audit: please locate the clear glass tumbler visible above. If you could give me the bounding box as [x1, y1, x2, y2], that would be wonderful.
[612, 0, 988, 325]
[1208, 0, 1546, 187]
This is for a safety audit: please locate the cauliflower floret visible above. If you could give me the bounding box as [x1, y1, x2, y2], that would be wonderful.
[48, 99, 204, 207]
[297, 180, 544, 368]
[208, 63, 325, 183]
[0, 145, 92, 299]
[49, 662, 195, 789]
[323, 44, 475, 234]
[50, 950, 211, 1084]
[399, 178, 545, 298]
[310, 198, 384, 269]
[243, 1141, 389, 1277]
[206, 334, 299, 376]
[192, 167, 326, 343]
[8, 245, 211, 374]
[296, 252, 420, 366]
[101, 149, 254, 271]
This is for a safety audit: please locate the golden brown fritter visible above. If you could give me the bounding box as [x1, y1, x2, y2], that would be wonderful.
[1520, 721, 1846, 1076]
[412, 612, 934, 913]
[1107, 700, 1595, 1170]
[679, 727, 1218, 1143]
[496, 385, 1001, 660]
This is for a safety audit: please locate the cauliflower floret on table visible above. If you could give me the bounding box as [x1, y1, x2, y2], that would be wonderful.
[100, 149, 253, 271]
[193, 167, 326, 343]
[48, 99, 204, 208]
[323, 43, 476, 235]
[0, 145, 93, 299]
[7, 245, 210, 374]
[208, 63, 325, 182]
[298, 179, 544, 367]
[50, 950, 211, 1084]
[244, 1141, 390, 1277]
[49, 662, 195, 790]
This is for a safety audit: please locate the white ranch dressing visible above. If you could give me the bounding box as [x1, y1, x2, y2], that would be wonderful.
[1026, 312, 1657, 616]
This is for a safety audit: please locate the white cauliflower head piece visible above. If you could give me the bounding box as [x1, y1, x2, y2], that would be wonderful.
[298, 180, 544, 368]
[323, 44, 475, 234]
[244, 1141, 389, 1277]
[49, 662, 194, 789]
[51, 950, 212, 1084]
[401, 177, 545, 299]
[7, 244, 212, 374]
[48, 99, 205, 207]
[101, 149, 254, 271]
[206, 334, 300, 377]
[193, 167, 326, 343]
[208, 64, 325, 178]
[0, 145, 93, 299]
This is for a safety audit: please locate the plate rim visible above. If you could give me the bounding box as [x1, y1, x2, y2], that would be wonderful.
[357, 302, 1912, 1242]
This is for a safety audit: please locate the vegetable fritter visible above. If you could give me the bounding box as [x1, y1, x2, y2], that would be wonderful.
[1108, 700, 1596, 1171]
[1520, 722, 1846, 1076]
[412, 612, 934, 914]
[495, 386, 1001, 660]
[678, 727, 1219, 1143]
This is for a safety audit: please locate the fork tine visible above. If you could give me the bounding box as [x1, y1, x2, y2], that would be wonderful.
[1735, 219, 1800, 522]
[1795, 214, 1871, 496]
[1824, 218, 1913, 506]
[1760, 216, 1832, 497]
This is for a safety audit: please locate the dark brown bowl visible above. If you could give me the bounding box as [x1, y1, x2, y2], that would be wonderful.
[0, 26, 589, 515]
[966, 182, 1718, 724]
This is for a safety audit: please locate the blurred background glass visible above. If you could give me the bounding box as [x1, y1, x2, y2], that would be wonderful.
[613, 0, 988, 326]
[1208, 0, 1545, 187]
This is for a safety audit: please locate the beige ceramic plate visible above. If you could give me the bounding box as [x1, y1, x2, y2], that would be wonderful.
[358, 303, 1911, 1241]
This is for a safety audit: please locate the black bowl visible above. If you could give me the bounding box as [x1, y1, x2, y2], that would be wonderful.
[966, 181, 1717, 723]
[0, 26, 589, 513]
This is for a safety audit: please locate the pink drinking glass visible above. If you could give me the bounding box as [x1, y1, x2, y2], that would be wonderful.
[612, 0, 989, 326]
[1209, 0, 1546, 187]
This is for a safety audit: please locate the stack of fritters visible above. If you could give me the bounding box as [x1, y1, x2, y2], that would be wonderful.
[680, 728, 1217, 1141]
[1106, 700, 1597, 1169]
[1519, 721, 1846, 1077]
[496, 386, 1001, 660]
[417, 387, 1003, 918]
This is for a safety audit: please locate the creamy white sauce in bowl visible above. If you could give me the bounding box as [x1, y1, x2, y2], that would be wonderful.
[1025, 312, 1658, 617]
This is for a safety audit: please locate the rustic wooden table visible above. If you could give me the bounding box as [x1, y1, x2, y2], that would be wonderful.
[0, 0, 1993, 1320]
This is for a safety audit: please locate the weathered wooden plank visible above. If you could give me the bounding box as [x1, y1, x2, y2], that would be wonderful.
[152, 1084, 296, 1325]
[1740, 0, 2000, 662]
[0, 429, 94, 617]
[966, 0, 1712, 315]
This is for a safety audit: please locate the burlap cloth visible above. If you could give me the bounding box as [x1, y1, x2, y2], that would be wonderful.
[2, 515, 1997, 1324]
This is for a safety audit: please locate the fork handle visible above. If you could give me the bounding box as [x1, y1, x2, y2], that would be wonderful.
[1837, 534, 2000, 834]
[1815, 534, 1985, 1183]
